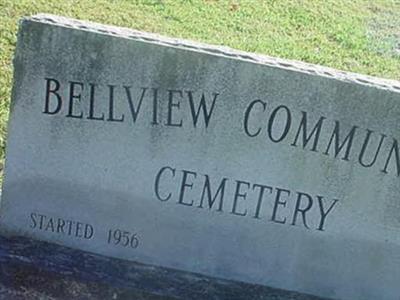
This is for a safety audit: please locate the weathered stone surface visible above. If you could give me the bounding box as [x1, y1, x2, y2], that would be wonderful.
[2, 14, 400, 300]
[0, 235, 327, 300]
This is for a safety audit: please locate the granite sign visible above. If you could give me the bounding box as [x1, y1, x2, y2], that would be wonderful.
[2, 14, 400, 300]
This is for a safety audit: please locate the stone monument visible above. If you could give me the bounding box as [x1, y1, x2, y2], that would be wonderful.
[2, 14, 400, 300]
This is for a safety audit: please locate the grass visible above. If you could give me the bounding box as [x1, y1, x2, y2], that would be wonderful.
[0, 0, 400, 176]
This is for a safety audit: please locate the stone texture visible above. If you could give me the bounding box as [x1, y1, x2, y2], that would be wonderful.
[2, 14, 400, 300]
[0, 235, 327, 300]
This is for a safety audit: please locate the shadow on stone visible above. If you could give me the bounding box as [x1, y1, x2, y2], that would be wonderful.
[0, 235, 330, 300]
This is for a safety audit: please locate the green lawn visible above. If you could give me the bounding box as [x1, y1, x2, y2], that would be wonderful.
[1, 0, 400, 176]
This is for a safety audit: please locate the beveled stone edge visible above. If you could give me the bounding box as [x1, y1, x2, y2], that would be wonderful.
[23, 13, 400, 94]
[0, 235, 332, 300]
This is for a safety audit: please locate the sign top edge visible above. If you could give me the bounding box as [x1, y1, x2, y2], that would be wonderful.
[22, 13, 400, 93]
